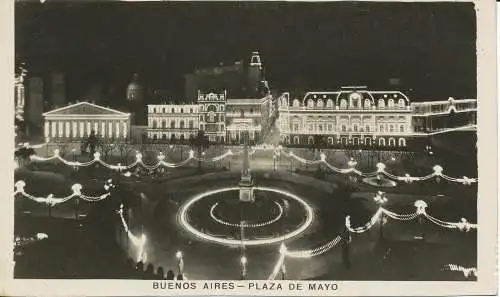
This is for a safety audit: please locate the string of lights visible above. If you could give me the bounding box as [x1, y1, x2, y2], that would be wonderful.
[25, 145, 477, 184]
[443, 264, 477, 278]
[14, 180, 111, 205]
[278, 148, 477, 185]
[345, 200, 477, 233]
[117, 204, 147, 262]
[209, 201, 284, 228]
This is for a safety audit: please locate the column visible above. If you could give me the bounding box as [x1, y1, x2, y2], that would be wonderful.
[122, 121, 127, 138]
[65, 121, 70, 138]
[94, 122, 99, 135]
[58, 121, 63, 138]
[116, 122, 120, 139]
[108, 122, 113, 139]
[72, 122, 77, 139]
[44, 121, 50, 138]
[101, 121, 106, 138]
[51, 121, 56, 138]
[87, 122, 91, 136]
[79, 122, 84, 138]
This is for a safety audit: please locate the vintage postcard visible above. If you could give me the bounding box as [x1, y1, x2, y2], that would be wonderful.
[1, 0, 497, 296]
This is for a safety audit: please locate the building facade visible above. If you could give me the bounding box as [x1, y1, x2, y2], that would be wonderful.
[278, 86, 477, 149]
[145, 52, 275, 145]
[43, 102, 131, 142]
[146, 103, 199, 142]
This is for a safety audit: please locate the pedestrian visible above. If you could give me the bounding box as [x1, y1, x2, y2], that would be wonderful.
[166, 269, 175, 280]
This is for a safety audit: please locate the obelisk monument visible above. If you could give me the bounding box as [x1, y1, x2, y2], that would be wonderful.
[239, 132, 255, 202]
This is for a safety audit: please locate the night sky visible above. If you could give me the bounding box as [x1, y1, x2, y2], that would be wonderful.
[15, 1, 477, 101]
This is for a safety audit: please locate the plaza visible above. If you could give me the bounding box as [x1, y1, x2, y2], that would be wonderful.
[14, 129, 477, 281]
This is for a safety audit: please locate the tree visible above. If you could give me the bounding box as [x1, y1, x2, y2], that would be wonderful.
[190, 130, 210, 171]
[97, 138, 116, 161]
[116, 141, 136, 165]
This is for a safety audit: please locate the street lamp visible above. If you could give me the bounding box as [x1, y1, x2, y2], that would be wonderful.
[240, 255, 247, 280]
[176, 250, 184, 275]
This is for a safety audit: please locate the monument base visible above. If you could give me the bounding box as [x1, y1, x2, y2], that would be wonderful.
[239, 176, 255, 203]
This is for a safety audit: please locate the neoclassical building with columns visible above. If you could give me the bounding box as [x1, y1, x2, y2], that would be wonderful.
[42, 102, 131, 142]
[278, 86, 477, 149]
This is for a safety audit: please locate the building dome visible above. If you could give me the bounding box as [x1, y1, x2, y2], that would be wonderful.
[126, 73, 144, 102]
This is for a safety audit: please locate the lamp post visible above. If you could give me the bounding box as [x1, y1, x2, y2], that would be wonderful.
[273, 155, 277, 172]
[374, 191, 388, 239]
[176, 250, 184, 275]
[240, 255, 247, 280]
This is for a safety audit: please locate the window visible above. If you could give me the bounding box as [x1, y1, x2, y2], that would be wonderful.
[353, 125, 358, 132]
[326, 99, 333, 108]
[389, 137, 396, 146]
[380, 125, 384, 132]
[398, 99, 405, 108]
[180, 120, 185, 129]
[328, 124, 333, 131]
[162, 108, 165, 113]
[152, 121, 157, 129]
[318, 124, 323, 132]
[170, 121, 175, 128]
[378, 99, 385, 109]
[379, 138, 386, 146]
[171, 108, 174, 113]
[342, 125, 347, 132]
[293, 123, 299, 132]
[308, 124, 313, 132]
[161, 120, 166, 128]
[340, 99, 347, 109]
[390, 125, 394, 132]
[308, 136, 314, 145]
[250, 108, 254, 113]
[400, 125, 405, 132]
[365, 125, 370, 132]
[388, 99, 395, 108]
[399, 138, 406, 146]
[307, 99, 314, 108]
[294, 136, 300, 144]
[189, 121, 194, 129]
[181, 108, 184, 113]
[364, 99, 371, 109]
[153, 108, 156, 113]
[293, 99, 300, 107]
[317, 99, 324, 108]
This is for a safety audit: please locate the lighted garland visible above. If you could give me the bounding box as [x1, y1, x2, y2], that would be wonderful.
[268, 196, 476, 280]
[27, 145, 477, 185]
[209, 201, 284, 228]
[345, 200, 477, 233]
[443, 264, 477, 278]
[277, 148, 477, 185]
[117, 204, 147, 262]
[29, 149, 234, 171]
[14, 180, 111, 205]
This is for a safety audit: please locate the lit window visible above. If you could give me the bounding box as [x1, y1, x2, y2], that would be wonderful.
[378, 99, 385, 109]
[400, 125, 405, 132]
[340, 99, 347, 109]
[307, 99, 314, 108]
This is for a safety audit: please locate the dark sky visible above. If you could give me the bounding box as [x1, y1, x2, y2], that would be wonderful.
[15, 1, 477, 101]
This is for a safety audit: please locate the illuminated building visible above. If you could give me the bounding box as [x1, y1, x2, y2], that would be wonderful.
[277, 86, 477, 149]
[43, 101, 131, 141]
[146, 52, 275, 144]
